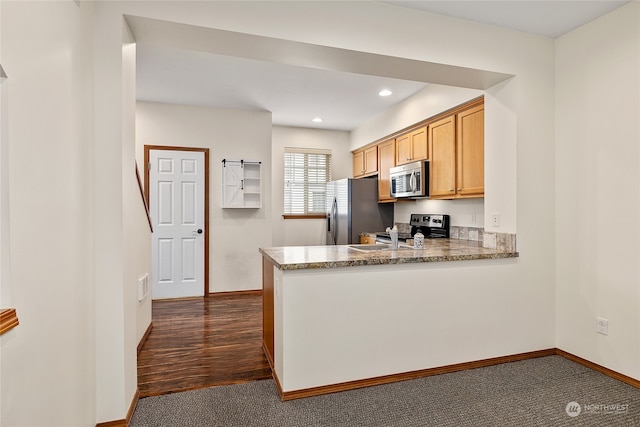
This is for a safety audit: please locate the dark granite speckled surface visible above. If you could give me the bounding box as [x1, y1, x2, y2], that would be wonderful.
[259, 239, 518, 271]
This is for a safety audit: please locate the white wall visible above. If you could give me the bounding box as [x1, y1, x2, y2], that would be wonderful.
[271, 126, 351, 247]
[0, 6, 9, 311]
[91, 2, 149, 422]
[122, 24, 152, 388]
[276, 257, 524, 392]
[136, 101, 273, 292]
[0, 1, 95, 425]
[555, 2, 640, 379]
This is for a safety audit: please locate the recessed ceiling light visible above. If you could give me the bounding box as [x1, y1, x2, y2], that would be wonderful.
[378, 89, 392, 97]
[312, 117, 323, 123]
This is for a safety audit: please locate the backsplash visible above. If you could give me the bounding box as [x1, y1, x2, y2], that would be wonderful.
[396, 223, 411, 235]
[397, 223, 517, 252]
[451, 226, 517, 252]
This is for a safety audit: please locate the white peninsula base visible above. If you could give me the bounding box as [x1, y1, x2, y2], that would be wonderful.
[260, 243, 552, 401]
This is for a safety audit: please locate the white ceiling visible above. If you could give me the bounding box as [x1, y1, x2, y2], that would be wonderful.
[384, 1, 629, 38]
[136, 46, 431, 131]
[135, 1, 629, 131]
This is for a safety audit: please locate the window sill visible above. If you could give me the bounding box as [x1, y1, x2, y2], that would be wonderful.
[282, 214, 327, 220]
[0, 308, 19, 335]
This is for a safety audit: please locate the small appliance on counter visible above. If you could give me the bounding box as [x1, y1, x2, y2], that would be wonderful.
[375, 213, 450, 244]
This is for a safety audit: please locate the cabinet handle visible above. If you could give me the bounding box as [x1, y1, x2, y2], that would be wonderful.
[449, 189, 454, 192]
[457, 188, 461, 192]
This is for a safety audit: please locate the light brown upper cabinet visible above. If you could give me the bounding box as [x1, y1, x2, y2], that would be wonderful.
[428, 115, 456, 198]
[395, 126, 427, 166]
[456, 104, 484, 197]
[428, 103, 484, 199]
[377, 138, 396, 202]
[353, 145, 378, 178]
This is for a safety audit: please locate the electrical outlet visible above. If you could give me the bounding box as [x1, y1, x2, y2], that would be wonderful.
[138, 273, 149, 302]
[471, 213, 477, 224]
[491, 213, 500, 227]
[596, 317, 608, 335]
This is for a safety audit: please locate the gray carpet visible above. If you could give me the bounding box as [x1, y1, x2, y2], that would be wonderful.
[131, 356, 640, 426]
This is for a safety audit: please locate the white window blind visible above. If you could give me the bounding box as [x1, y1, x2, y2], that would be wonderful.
[284, 148, 332, 215]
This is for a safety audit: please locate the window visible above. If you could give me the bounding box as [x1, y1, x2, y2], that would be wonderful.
[284, 148, 332, 217]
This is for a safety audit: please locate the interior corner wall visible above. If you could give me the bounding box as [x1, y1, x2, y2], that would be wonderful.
[1, 1, 96, 425]
[0, 40, 9, 312]
[91, 1, 138, 423]
[555, 1, 640, 379]
[124, 31, 152, 351]
[122, 17, 150, 412]
[136, 101, 273, 292]
[271, 126, 351, 247]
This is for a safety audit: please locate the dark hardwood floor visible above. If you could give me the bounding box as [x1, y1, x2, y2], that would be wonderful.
[137, 291, 273, 397]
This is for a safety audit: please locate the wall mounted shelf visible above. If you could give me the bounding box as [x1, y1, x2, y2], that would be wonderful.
[222, 159, 262, 208]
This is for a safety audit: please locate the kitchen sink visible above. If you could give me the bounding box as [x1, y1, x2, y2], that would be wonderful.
[348, 243, 415, 252]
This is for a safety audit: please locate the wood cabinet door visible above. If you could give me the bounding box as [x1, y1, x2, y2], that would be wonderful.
[410, 127, 427, 161]
[428, 115, 456, 198]
[395, 132, 412, 165]
[377, 139, 395, 201]
[352, 149, 364, 177]
[456, 105, 484, 197]
[364, 145, 378, 175]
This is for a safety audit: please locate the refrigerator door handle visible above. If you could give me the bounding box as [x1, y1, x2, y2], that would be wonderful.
[331, 197, 338, 244]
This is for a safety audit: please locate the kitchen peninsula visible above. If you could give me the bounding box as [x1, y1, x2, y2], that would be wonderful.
[260, 240, 519, 400]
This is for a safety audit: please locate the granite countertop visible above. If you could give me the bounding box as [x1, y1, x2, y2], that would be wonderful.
[259, 239, 519, 271]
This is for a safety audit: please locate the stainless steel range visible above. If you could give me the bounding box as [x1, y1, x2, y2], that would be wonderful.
[376, 213, 450, 243]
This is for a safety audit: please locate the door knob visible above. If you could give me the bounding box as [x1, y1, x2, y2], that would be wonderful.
[196, 229, 203, 234]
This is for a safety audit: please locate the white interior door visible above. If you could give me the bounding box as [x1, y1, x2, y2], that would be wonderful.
[149, 149, 205, 299]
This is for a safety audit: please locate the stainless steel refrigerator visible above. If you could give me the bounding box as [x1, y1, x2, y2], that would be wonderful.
[326, 178, 394, 245]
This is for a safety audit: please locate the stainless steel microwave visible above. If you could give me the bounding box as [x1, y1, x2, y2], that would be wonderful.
[390, 160, 429, 198]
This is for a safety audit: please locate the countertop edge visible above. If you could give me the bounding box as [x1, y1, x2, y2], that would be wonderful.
[260, 247, 519, 271]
